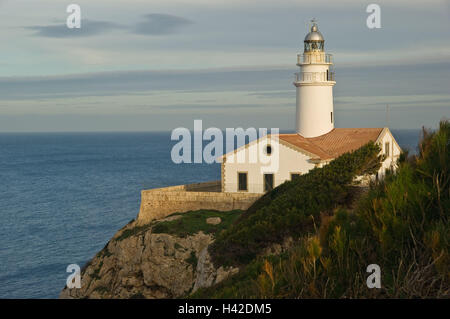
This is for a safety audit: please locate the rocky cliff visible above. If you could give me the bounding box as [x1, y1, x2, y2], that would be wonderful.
[59, 214, 239, 299]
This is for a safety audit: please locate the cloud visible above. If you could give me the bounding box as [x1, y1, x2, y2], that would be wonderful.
[26, 20, 126, 38]
[0, 68, 293, 101]
[1, 62, 450, 102]
[25, 13, 193, 38]
[132, 13, 193, 35]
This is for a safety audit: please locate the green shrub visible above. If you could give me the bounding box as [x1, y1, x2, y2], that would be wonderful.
[152, 209, 243, 238]
[210, 142, 382, 267]
[185, 251, 198, 269]
[192, 120, 449, 298]
[114, 223, 153, 242]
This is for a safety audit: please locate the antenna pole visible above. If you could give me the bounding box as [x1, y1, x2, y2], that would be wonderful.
[386, 104, 389, 127]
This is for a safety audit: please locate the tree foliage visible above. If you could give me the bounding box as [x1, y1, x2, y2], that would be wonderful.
[210, 141, 382, 266]
[193, 120, 449, 298]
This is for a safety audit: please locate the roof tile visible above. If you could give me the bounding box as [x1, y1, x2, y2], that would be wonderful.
[279, 128, 384, 160]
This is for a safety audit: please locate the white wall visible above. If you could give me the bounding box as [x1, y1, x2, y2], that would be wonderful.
[296, 84, 334, 137]
[223, 137, 315, 193]
[295, 60, 335, 138]
[377, 128, 402, 178]
[223, 129, 402, 193]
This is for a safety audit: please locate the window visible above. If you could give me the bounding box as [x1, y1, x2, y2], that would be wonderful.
[238, 172, 248, 191]
[291, 173, 301, 180]
[265, 145, 272, 155]
[331, 112, 333, 123]
[385, 142, 390, 156]
[264, 174, 274, 192]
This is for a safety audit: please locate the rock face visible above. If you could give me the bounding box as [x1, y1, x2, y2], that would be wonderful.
[59, 218, 238, 299]
[206, 217, 222, 225]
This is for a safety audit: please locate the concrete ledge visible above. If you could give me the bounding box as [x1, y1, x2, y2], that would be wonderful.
[137, 181, 261, 224]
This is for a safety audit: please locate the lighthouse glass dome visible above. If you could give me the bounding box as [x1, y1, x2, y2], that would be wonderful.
[304, 23, 324, 52]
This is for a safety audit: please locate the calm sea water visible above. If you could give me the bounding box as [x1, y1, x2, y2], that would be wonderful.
[0, 130, 420, 298]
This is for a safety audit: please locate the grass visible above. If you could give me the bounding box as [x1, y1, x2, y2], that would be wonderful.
[114, 223, 153, 242]
[113, 209, 242, 243]
[91, 260, 103, 280]
[96, 243, 112, 258]
[152, 209, 243, 238]
[185, 251, 198, 269]
[210, 141, 382, 267]
[191, 120, 450, 299]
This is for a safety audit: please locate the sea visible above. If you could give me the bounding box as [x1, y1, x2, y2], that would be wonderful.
[0, 129, 421, 298]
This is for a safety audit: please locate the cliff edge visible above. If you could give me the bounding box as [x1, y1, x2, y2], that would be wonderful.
[60, 121, 449, 299]
[60, 212, 239, 299]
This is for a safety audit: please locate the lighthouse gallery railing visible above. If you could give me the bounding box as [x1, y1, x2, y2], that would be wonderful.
[297, 53, 333, 65]
[295, 71, 335, 83]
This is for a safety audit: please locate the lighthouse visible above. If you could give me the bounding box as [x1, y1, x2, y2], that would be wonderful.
[294, 20, 336, 138]
[219, 19, 401, 194]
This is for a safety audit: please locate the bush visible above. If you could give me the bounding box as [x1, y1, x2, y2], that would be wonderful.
[210, 142, 382, 267]
[152, 210, 243, 238]
[192, 120, 450, 298]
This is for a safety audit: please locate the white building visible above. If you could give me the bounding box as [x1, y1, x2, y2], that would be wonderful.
[221, 21, 401, 194]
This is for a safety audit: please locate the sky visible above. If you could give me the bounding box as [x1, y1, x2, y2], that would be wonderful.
[0, 0, 449, 132]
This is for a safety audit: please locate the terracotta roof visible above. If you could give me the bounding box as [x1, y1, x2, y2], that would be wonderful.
[279, 128, 384, 160]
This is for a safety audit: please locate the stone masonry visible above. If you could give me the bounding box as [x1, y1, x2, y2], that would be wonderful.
[137, 181, 261, 224]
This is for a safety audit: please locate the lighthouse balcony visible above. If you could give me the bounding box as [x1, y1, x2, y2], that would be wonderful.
[295, 71, 335, 83]
[297, 53, 333, 65]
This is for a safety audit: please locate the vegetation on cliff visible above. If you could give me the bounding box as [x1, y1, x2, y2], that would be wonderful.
[210, 141, 383, 267]
[152, 209, 243, 238]
[61, 210, 239, 299]
[62, 121, 449, 299]
[192, 120, 449, 298]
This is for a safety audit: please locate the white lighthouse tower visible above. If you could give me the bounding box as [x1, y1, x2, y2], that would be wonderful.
[294, 20, 336, 138]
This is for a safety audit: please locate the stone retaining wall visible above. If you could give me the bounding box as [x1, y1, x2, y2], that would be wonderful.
[137, 181, 261, 224]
